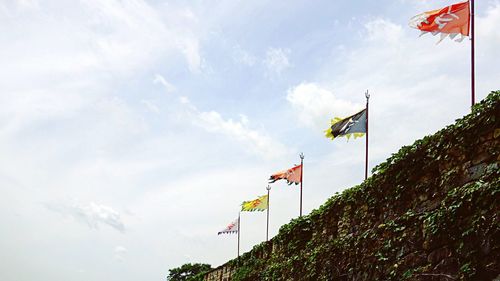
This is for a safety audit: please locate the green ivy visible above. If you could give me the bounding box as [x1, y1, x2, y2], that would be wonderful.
[207, 91, 500, 281]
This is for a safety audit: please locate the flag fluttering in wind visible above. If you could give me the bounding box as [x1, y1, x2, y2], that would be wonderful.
[409, 1, 470, 43]
[269, 164, 302, 185]
[241, 195, 268, 212]
[325, 108, 367, 140]
[218, 218, 239, 235]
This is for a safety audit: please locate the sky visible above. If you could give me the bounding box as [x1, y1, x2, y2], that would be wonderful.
[0, 0, 499, 280]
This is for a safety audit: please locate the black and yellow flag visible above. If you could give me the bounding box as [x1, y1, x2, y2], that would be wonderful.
[325, 109, 366, 140]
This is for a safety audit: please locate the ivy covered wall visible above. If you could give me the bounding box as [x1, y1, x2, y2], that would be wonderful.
[205, 91, 500, 281]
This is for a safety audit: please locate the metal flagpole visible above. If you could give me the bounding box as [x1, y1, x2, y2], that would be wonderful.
[470, 0, 475, 107]
[237, 212, 240, 260]
[365, 90, 370, 180]
[299, 153, 304, 217]
[266, 185, 271, 241]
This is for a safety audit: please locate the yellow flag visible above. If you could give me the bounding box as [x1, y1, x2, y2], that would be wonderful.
[241, 195, 268, 212]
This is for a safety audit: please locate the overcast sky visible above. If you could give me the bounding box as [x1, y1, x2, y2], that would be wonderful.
[0, 0, 499, 280]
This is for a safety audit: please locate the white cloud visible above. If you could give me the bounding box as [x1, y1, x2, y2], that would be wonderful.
[478, 2, 500, 53]
[232, 45, 256, 66]
[141, 100, 160, 113]
[153, 75, 289, 158]
[264, 47, 291, 75]
[114, 246, 128, 261]
[178, 96, 288, 159]
[287, 83, 361, 130]
[0, 0, 201, 139]
[180, 38, 204, 73]
[15, 0, 39, 9]
[153, 74, 176, 93]
[156, 4, 203, 73]
[364, 18, 403, 44]
[45, 202, 125, 233]
[114, 246, 128, 253]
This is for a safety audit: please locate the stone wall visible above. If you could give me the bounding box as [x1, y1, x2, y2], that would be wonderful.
[204, 91, 500, 281]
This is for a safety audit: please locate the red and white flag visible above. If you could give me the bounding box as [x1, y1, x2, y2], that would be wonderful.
[217, 218, 239, 235]
[269, 164, 302, 185]
[409, 1, 470, 43]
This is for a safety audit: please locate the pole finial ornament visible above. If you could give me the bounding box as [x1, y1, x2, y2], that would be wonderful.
[365, 90, 370, 100]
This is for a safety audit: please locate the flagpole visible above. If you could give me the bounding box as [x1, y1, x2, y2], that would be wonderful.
[470, 0, 475, 107]
[237, 212, 240, 260]
[266, 185, 271, 241]
[365, 90, 370, 180]
[299, 153, 304, 217]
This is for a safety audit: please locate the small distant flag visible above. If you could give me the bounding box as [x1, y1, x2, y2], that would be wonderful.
[269, 164, 302, 185]
[409, 1, 470, 43]
[241, 195, 268, 212]
[218, 218, 239, 235]
[325, 108, 366, 140]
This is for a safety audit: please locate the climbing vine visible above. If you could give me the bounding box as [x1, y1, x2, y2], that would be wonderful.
[210, 91, 500, 281]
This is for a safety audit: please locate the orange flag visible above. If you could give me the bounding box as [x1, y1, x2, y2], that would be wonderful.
[269, 165, 302, 185]
[410, 1, 470, 43]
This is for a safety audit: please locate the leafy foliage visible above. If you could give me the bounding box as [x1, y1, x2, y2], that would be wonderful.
[167, 263, 212, 281]
[207, 91, 500, 281]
